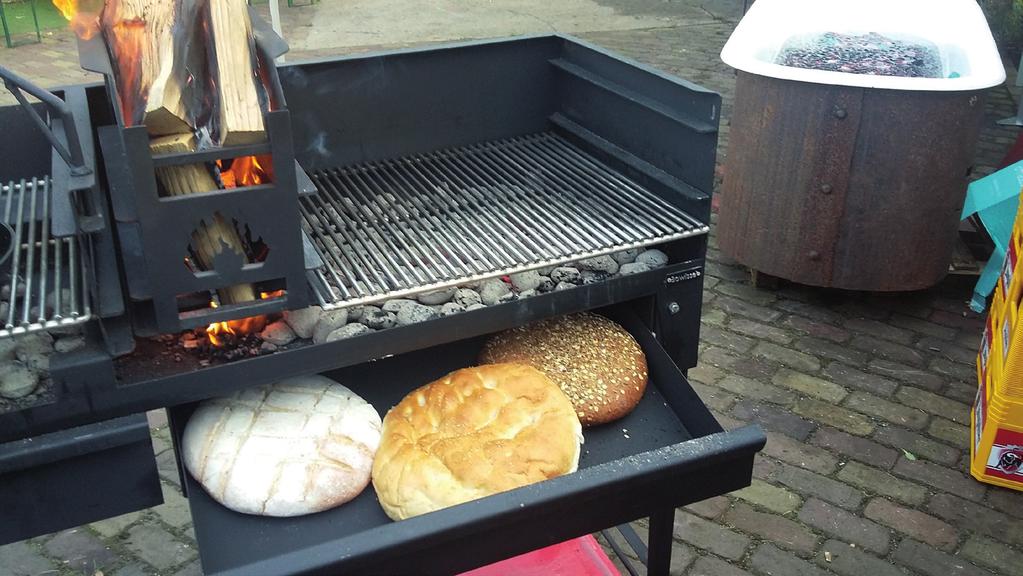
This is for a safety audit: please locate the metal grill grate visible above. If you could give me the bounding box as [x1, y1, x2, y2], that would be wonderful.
[301, 132, 708, 309]
[1, 177, 91, 338]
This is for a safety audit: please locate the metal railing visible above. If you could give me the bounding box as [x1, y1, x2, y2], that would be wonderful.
[1, 176, 91, 337]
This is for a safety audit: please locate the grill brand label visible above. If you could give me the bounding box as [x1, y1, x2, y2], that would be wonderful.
[665, 268, 703, 285]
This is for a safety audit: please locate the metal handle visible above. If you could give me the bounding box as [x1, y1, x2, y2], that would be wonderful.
[0, 65, 92, 177]
[249, 6, 289, 109]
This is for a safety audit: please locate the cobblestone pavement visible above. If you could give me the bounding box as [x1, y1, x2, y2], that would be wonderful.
[2, 2, 1023, 576]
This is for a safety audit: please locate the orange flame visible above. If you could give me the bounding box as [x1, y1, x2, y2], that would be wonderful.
[52, 0, 100, 40]
[205, 290, 286, 347]
[219, 156, 274, 189]
[52, 0, 75, 19]
[105, 16, 145, 125]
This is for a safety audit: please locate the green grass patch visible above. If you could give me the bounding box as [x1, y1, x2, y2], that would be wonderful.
[1, 0, 67, 37]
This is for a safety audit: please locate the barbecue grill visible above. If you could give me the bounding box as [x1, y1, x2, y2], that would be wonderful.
[0, 23, 765, 575]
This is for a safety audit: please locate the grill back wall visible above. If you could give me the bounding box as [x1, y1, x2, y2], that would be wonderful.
[0, 104, 53, 182]
[282, 36, 717, 221]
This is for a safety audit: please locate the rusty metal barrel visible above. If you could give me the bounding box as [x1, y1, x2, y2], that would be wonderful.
[718, 71, 987, 291]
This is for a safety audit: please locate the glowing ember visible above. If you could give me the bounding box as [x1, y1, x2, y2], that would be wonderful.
[51, 0, 100, 40]
[219, 155, 273, 188]
[205, 319, 233, 348]
[204, 290, 285, 347]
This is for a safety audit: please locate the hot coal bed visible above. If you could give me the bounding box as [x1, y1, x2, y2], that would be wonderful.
[0, 33, 764, 576]
[131, 247, 675, 373]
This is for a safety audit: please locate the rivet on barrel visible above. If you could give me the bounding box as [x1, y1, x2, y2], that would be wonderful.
[808, 250, 821, 261]
[833, 107, 847, 119]
[820, 184, 833, 195]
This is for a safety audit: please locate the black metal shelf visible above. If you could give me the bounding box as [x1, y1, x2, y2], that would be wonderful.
[167, 306, 764, 576]
[0, 414, 161, 545]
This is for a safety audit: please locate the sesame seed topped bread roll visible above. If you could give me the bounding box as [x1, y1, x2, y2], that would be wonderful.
[372, 363, 582, 521]
[479, 312, 648, 426]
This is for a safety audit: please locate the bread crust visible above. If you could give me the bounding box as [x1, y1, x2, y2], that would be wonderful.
[479, 312, 648, 426]
[181, 375, 381, 517]
[371, 363, 582, 521]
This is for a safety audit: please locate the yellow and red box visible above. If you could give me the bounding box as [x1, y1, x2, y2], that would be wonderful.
[998, 230, 1022, 310]
[980, 291, 1004, 390]
[971, 195, 1023, 491]
[972, 388, 1023, 491]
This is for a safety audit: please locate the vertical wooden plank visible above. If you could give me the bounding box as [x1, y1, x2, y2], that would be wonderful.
[206, 0, 266, 145]
[832, 90, 986, 290]
[718, 72, 861, 287]
[719, 72, 985, 291]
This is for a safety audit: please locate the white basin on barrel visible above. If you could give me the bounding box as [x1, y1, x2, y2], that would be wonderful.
[716, 0, 1007, 291]
[721, 0, 1005, 91]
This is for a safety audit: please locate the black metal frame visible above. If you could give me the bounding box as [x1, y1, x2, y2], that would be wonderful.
[0, 68, 128, 429]
[0, 31, 719, 452]
[280, 35, 717, 223]
[0, 34, 764, 576]
[98, 109, 310, 333]
[78, 10, 310, 335]
[0, 67, 130, 357]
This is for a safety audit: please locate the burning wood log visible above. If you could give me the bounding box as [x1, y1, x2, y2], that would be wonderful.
[100, 0, 193, 135]
[98, 0, 268, 312]
[206, 0, 266, 146]
[150, 134, 257, 305]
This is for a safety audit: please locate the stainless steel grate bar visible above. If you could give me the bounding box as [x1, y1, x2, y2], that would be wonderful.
[388, 160, 499, 271]
[370, 166, 478, 278]
[541, 135, 708, 231]
[419, 153, 544, 260]
[450, 145, 603, 252]
[300, 132, 709, 310]
[0, 176, 92, 338]
[470, 140, 636, 246]
[512, 137, 670, 238]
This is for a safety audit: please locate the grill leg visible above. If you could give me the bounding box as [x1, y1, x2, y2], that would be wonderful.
[647, 508, 675, 576]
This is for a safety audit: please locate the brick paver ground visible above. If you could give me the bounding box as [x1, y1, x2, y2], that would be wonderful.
[2, 1, 1023, 575]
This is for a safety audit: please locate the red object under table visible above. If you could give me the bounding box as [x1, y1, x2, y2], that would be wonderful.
[459, 535, 621, 576]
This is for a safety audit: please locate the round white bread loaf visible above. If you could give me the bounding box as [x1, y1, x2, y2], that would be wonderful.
[372, 363, 583, 521]
[181, 375, 381, 517]
[479, 312, 648, 426]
